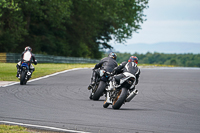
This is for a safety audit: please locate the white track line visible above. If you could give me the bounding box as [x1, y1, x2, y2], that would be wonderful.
[0, 121, 90, 133]
[2, 68, 87, 87]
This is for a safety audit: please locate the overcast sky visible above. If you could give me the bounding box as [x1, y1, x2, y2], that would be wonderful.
[110, 0, 200, 45]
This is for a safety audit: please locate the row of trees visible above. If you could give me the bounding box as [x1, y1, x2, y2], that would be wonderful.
[0, 0, 149, 59]
[114, 52, 200, 67]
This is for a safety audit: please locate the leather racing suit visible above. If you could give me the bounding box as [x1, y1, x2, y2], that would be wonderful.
[89, 56, 118, 88]
[112, 61, 140, 86]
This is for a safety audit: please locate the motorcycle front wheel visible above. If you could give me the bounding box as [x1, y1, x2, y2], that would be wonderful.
[92, 81, 106, 101]
[112, 88, 128, 109]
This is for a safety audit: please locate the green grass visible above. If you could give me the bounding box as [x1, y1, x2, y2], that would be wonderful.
[0, 125, 29, 133]
[0, 63, 95, 81]
[139, 64, 175, 67]
[0, 124, 60, 133]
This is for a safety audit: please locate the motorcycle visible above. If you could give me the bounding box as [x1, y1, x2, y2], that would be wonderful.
[19, 61, 33, 85]
[89, 69, 111, 100]
[103, 72, 138, 109]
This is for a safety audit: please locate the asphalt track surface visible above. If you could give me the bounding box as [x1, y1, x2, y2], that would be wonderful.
[0, 68, 200, 133]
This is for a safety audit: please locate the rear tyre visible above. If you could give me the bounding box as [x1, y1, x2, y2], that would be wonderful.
[92, 81, 106, 101]
[20, 71, 26, 85]
[112, 88, 128, 109]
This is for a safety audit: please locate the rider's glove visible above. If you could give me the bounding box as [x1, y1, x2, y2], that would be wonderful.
[34, 60, 38, 65]
[110, 72, 114, 76]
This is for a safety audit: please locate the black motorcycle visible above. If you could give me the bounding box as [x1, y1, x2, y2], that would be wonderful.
[89, 69, 111, 100]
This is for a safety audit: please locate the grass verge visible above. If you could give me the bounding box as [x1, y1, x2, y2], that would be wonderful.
[0, 63, 95, 81]
[0, 125, 28, 133]
[0, 124, 62, 133]
[0, 62, 174, 81]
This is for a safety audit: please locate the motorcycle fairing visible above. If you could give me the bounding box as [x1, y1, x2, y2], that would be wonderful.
[21, 63, 29, 70]
[120, 72, 136, 84]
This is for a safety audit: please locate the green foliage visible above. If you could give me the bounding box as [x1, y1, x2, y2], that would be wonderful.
[116, 52, 200, 67]
[0, 0, 28, 52]
[0, 0, 148, 59]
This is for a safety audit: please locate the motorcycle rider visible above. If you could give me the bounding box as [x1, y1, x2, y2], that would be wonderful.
[16, 46, 37, 78]
[88, 52, 118, 90]
[107, 56, 140, 93]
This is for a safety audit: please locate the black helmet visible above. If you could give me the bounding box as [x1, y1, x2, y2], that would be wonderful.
[108, 52, 117, 60]
[128, 56, 138, 64]
[25, 46, 32, 51]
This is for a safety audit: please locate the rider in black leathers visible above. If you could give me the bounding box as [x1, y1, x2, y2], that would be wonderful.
[16, 46, 37, 78]
[110, 56, 140, 90]
[88, 52, 118, 90]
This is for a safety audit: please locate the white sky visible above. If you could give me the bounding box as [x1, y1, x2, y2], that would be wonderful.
[110, 0, 200, 45]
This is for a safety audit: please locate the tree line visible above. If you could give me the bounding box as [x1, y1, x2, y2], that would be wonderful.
[114, 52, 200, 67]
[0, 0, 149, 59]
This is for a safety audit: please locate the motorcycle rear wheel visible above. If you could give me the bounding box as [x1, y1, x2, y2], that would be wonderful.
[20, 71, 27, 85]
[112, 88, 128, 109]
[92, 81, 106, 101]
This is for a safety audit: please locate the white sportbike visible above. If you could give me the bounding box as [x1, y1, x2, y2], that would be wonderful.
[103, 72, 138, 109]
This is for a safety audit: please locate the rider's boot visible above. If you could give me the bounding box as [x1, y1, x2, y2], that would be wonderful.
[88, 70, 97, 90]
[16, 73, 19, 78]
[88, 81, 95, 90]
[29, 68, 34, 78]
[16, 64, 20, 78]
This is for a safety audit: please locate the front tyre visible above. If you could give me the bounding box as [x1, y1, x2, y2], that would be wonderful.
[92, 81, 106, 101]
[112, 88, 128, 109]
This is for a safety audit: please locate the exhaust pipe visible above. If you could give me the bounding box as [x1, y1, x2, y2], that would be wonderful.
[126, 89, 138, 102]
